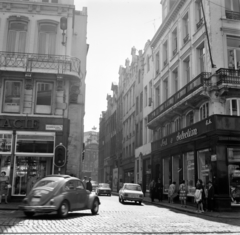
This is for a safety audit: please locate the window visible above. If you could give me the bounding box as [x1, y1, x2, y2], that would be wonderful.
[226, 98, 240, 116]
[196, 0, 203, 29]
[163, 78, 168, 101]
[172, 69, 178, 93]
[227, 36, 240, 70]
[165, 122, 171, 135]
[147, 55, 150, 72]
[3, 81, 22, 113]
[7, 21, 27, 52]
[144, 86, 148, 107]
[35, 82, 54, 114]
[198, 44, 205, 73]
[155, 85, 160, 107]
[144, 118, 148, 144]
[140, 120, 143, 146]
[225, 0, 240, 19]
[183, 151, 195, 196]
[156, 52, 160, 75]
[183, 13, 189, 44]
[200, 102, 209, 120]
[184, 57, 190, 84]
[172, 28, 178, 56]
[138, 70, 141, 83]
[38, 23, 57, 54]
[174, 116, 181, 132]
[163, 158, 171, 194]
[163, 40, 168, 67]
[136, 96, 139, 115]
[42, 0, 59, 3]
[186, 110, 194, 126]
[149, 81, 152, 106]
[140, 92, 143, 112]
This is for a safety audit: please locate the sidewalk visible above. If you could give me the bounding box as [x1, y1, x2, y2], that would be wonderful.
[112, 192, 240, 219]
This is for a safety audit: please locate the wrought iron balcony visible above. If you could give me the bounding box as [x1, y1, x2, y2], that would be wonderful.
[226, 10, 240, 20]
[148, 72, 211, 124]
[196, 18, 203, 29]
[0, 51, 81, 76]
[216, 68, 240, 85]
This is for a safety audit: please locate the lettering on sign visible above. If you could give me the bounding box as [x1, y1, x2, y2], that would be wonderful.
[206, 119, 212, 125]
[161, 138, 168, 147]
[46, 125, 63, 131]
[0, 119, 39, 129]
[176, 128, 198, 141]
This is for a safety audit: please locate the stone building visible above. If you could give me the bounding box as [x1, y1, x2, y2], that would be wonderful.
[0, 0, 88, 200]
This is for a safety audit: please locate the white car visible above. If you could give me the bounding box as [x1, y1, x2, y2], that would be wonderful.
[119, 183, 143, 205]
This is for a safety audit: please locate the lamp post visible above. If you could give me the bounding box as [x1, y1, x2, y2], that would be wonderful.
[60, 17, 67, 46]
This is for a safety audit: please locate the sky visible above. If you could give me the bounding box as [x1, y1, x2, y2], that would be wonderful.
[75, 0, 162, 132]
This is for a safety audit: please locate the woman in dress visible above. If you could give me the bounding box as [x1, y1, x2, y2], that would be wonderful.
[0, 171, 9, 204]
[179, 180, 188, 208]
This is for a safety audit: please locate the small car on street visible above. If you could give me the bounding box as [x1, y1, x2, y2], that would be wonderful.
[96, 183, 111, 196]
[19, 175, 101, 218]
[119, 183, 143, 205]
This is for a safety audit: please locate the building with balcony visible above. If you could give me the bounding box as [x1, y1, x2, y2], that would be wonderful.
[0, 0, 88, 199]
[147, 0, 240, 210]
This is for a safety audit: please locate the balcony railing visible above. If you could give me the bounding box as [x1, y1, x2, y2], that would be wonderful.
[196, 18, 203, 29]
[183, 34, 189, 44]
[172, 48, 177, 57]
[148, 72, 211, 123]
[216, 68, 240, 85]
[226, 10, 240, 20]
[0, 51, 81, 76]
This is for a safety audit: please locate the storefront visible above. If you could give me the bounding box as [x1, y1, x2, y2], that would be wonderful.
[0, 116, 69, 199]
[142, 155, 152, 196]
[151, 115, 240, 211]
[121, 156, 134, 184]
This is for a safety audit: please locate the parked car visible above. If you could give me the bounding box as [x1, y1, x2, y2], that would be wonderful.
[96, 183, 111, 196]
[119, 183, 143, 205]
[91, 181, 99, 192]
[19, 175, 101, 218]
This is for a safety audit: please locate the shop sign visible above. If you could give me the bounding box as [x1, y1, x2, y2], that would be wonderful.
[46, 125, 63, 131]
[0, 118, 39, 129]
[176, 128, 198, 142]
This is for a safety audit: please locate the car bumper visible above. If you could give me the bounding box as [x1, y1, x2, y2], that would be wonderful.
[19, 205, 57, 213]
[122, 196, 143, 201]
[98, 191, 111, 194]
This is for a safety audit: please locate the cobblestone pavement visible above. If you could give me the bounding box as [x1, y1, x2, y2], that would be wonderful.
[0, 195, 240, 234]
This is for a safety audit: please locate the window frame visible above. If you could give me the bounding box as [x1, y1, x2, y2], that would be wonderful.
[186, 110, 194, 127]
[199, 102, 209, 120]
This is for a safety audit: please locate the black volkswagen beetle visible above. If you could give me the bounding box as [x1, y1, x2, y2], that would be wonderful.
[19, 175, 101, 218]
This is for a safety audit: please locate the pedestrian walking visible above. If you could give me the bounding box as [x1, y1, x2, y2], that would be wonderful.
[168, 181, 177, 204]
[179, 180, 188, 207]
[156, 179, 163, 202]
[195, 179, 204, 213]
[82, 176, 87, 189]
[207, 181, 215, 212]
[0, 171, 10, 204]
[86, 177, 93, 192]
[149, 179, 156, 202]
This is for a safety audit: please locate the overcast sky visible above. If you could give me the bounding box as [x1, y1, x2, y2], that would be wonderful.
[75, 0, 162, 132]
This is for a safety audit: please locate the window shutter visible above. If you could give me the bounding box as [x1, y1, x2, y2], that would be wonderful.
[7, 30, 17, 52]
[38, 32, 46, 54]
[18, 31, 26, 53]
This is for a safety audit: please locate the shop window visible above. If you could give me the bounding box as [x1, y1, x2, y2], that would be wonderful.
[16, 133, 54, 154]
[3, 81, 22, 113]
[186, 110, 194, 126]
[38, 23, 57, 55]
[199, 102, 209, 120]
[35, 82, 54, 114]
[12, 156, 52, 196]
[183, 151, 195, 196]
[225, 98, 240, 116]
[227, 37, 240, 70]
[163, 158, 171, 194]
[172, 155, 180, 188]
[0, 156, 11, 177]
[197, 149, 212, 187]
[0, 133, 13, 154]
[7, 21, 27, 53]
[227, 148, 240, 205]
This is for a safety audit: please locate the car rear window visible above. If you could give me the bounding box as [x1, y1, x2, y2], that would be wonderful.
[125, 185, 142, 191]
[34, 180, 58, 188]
[99, 184, 110, 188]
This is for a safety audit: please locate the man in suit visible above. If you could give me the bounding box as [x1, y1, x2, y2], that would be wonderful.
[207, 181, 215, 212]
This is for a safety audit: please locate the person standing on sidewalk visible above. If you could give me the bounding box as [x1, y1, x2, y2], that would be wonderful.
[156, 178, 163, 202]
[0, 171, 9, 204]
[149, 179, 156, 202]
[86, 177, 93, 192]
[207, 181, 215, 212]
[179, 180, 188, 207]
[168, 181, 176, 204]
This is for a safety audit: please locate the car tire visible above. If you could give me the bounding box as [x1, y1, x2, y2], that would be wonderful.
[24, 211, 35, 218]
[122, 198, 125, 204]
[109, 194, 111, 197]
[91, 199, 99, 215]
[57, 200, 69, 218]
[119, 196, 121, 202]
[138, 201, 142, 205]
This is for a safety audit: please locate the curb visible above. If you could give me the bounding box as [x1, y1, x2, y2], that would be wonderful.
[112, 192, 240, 219]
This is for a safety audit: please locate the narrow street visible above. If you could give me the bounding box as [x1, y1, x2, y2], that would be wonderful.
[0, 195, 240, 235]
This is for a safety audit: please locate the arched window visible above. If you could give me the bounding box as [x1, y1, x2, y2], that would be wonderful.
[199, 102, 209, 120]
[38, 22, 57, 54]
[7, 16, 28, 53]
[226, 98, 240, 116]
[186, 110, 194, 126]
[174, 116, 181, 132]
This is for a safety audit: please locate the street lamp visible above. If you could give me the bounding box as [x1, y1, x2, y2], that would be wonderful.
[60, 17, 67, 46]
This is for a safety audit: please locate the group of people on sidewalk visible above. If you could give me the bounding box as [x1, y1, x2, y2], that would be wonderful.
[149, 178, 215, 212]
